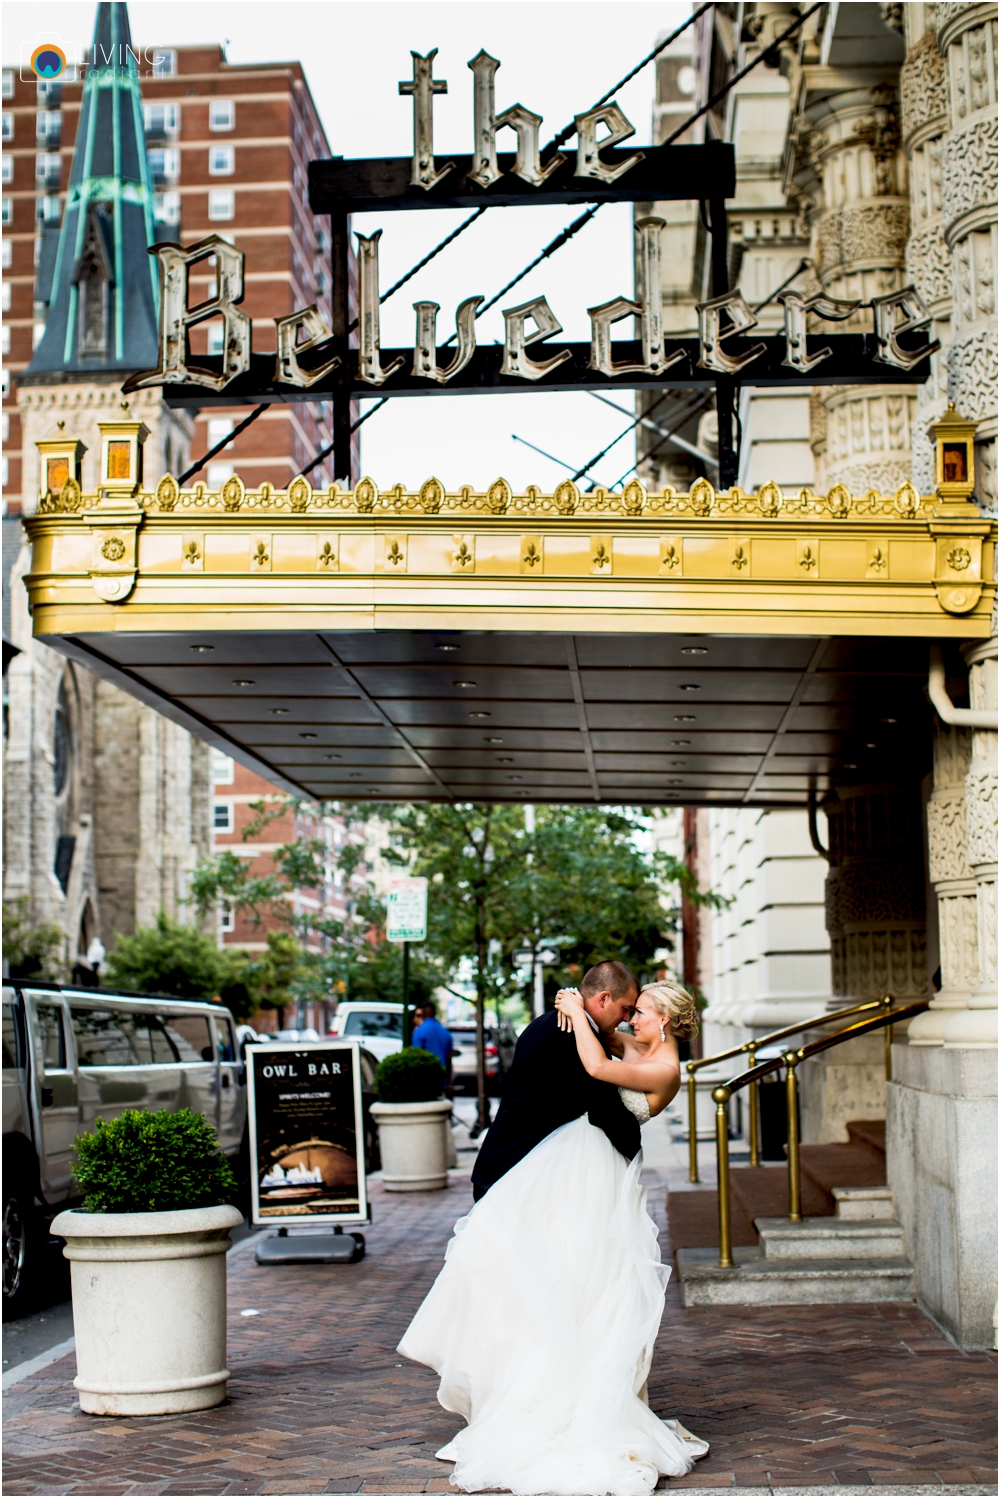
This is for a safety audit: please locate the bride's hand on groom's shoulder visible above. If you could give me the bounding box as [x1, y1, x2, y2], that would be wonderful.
[554, 987, 583, 1031]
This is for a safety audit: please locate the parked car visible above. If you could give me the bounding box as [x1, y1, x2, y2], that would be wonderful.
[328, 1002, 404, 1062]
[449, 1022, 518, 1095]
[2, 981, 246, 1317]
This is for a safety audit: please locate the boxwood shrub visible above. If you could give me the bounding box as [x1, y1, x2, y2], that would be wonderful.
[72, 1107, 238, 1213]
[375, 1046, 446, 1103]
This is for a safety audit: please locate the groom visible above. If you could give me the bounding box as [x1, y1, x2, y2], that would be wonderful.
[471, 960, 641, 1202]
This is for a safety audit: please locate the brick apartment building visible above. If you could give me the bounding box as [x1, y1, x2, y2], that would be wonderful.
[2, 38, 349, 511]
[210, 753, 372, 1034]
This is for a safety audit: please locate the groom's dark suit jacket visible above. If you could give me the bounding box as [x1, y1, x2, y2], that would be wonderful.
[470, 1010, 641, 1201]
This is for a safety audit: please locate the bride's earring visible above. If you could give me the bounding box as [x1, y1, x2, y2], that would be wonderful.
[659, 1023, 666, 1042]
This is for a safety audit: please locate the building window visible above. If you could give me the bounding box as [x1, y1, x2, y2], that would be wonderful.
[208, 188, 234, 221]
[36, 110, 61, 144]
[1, 112, 12, 141]
[206, 461, 234, 487]
[211, 750, 235, 784]
[151, 49, 177, 78]
[1, 155, 12, 183]
[147, 147, 180, 183]
[74, 208, 113, 358]
[35, 152, 61, 187]
[3, 237, 12, 267]
[143, 102, 178, 137]
[36, 195, 61, 222]
[1, 369, 10, 395]
[2, 70, 14, 100]
[0, 196, 10, 224]
[32, 322, 45, 347]
[209, 99, 235, 132]
[2, 282, 11, 311]
[219, 904, 235, 933]
[206, 324, 225, 354]
[153, 190, 181, 226]
[213, 801, 234, 834]
[36, 78, 61, 104]
[207, 417, 234, 449]
[1, 456, 7, 485]
[208, 144, 234, 176]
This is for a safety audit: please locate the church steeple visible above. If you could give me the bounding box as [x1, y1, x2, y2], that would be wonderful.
[26, 2, 158, 375]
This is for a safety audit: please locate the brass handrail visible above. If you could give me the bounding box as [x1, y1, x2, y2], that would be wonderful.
[685, 995, 891, 1182]
[709, 997, 929, 1267]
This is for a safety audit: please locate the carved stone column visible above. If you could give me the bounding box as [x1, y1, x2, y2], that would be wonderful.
[944, 639, 999, 1045]
[901, 10, 953, 492]
[938, 3, 998, 514]
[908, 718, 980, 1043]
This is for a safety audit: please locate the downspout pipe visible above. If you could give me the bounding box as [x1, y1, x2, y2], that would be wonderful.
[928, 645, 998, 729]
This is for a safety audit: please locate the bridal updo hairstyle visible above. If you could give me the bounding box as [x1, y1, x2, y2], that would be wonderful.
[639, 981, 700, 1040]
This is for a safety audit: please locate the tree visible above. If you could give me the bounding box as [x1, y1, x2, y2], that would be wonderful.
[2, 897, 64, 982]
[104, 911, 259, 1019]
[380, 802, 720, 1133]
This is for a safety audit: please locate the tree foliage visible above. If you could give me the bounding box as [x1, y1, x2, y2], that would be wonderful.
[3, 897, 65, 981]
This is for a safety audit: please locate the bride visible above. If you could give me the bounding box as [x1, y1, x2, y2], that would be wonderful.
[398, 976, 708, 1496]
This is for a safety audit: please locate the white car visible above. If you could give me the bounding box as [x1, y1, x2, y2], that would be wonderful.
[328, 1002, 404, 1062]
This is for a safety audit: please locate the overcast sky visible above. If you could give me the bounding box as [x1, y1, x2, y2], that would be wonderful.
[5, 0, 692, 490]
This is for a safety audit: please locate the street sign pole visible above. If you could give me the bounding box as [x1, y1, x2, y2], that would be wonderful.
[402, 939, 412, 1047]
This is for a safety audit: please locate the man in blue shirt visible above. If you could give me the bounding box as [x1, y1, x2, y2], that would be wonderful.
[412, 999, 453, 1092]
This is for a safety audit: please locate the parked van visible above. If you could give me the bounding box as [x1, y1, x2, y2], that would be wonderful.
[2, 981, 246, 1315]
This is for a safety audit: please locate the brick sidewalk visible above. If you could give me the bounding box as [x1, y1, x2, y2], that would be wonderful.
[3, 1167, 996, 1497]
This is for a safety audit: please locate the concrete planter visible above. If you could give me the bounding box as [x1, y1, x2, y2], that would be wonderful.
[370, 1099, 452, 1191]
[52, 1204, 244, 1416]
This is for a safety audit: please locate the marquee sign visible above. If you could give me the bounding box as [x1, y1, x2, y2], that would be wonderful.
[125, 47, 936, 488]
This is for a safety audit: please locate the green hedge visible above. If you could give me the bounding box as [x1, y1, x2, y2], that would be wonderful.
[72, 1108, 237, 1213]
[375, 1047, 446, 1103]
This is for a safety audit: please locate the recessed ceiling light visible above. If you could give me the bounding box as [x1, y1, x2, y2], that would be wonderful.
[435, 643, 459, 651]
[189, 644, 214, 653]
[681, 647, 708, 655]
[232, 679, 255, 686]
[843, 762, 858, 770]
[670, 739, 691, 747]
[299, 732, 318, 739]
[865, 742, 877, 749]
[470, 710, 491, 718]
[453, 680, 477, 688]
[485, 736, 503, 743]
[881, 717, 897, 724]
[679, 683, 700, 691]
[507, 775, 523, 781]
[497, 757, 514, 763]
[269, 708, 289, 715]
[674, 715, 696, 723]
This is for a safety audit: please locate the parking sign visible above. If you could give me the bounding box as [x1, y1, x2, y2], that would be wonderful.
[386, 877, 428, 942]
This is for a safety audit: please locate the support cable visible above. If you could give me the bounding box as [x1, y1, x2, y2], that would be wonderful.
[178, 402, 270, 485]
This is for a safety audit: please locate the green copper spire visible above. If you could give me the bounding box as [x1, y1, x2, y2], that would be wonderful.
[26, 2, 158, 375]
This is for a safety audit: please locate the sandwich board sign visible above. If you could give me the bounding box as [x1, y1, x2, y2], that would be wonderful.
[245, 1040, 369, 1228]
[387, 876, 428, 942]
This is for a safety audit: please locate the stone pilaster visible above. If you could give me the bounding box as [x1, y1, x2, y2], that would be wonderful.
[944, 639, 998, 1044]
[908, 718, 980, 1042]
[938, 3, 998, 515]
[901, 10, 953, 491]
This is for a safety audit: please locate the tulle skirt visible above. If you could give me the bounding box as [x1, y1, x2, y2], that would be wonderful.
[398, 1115, 708, 1495]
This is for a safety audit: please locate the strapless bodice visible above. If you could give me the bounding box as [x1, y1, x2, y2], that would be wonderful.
[618, 1087, 651, 1125]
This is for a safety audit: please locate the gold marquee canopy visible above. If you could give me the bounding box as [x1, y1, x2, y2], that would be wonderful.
[24, 409, 995, 807]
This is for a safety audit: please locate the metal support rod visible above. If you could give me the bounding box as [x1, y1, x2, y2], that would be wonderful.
[784, 1051, 801, 1221]
[708, 194, 738, 491]
[747, 1042, 760, 1167]
[402, 940, 412, 1048]
[330, 209, 354, 486]
[713, 1085, 733, 1267]
[883, 993, 893, 1081]
[687, 1064, 699, 1183]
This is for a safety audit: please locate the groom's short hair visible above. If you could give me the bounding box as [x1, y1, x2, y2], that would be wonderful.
[580, 960, 639, 1000]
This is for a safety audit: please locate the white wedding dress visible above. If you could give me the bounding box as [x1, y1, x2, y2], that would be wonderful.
[398, 1088, 708, 1495]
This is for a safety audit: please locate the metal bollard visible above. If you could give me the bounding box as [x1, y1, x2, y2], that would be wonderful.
[712, 1084, 734, 1267]
[784, 1050, 801, 1222]
[687, 1063, 699, 1183]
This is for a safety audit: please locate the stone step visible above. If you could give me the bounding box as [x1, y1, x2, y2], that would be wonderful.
[756, 1214, 907, 1260]
[846, 1117, 887, 1160]
[675, 1245, 915, 1307]
[834, 1185, 896, 1220]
